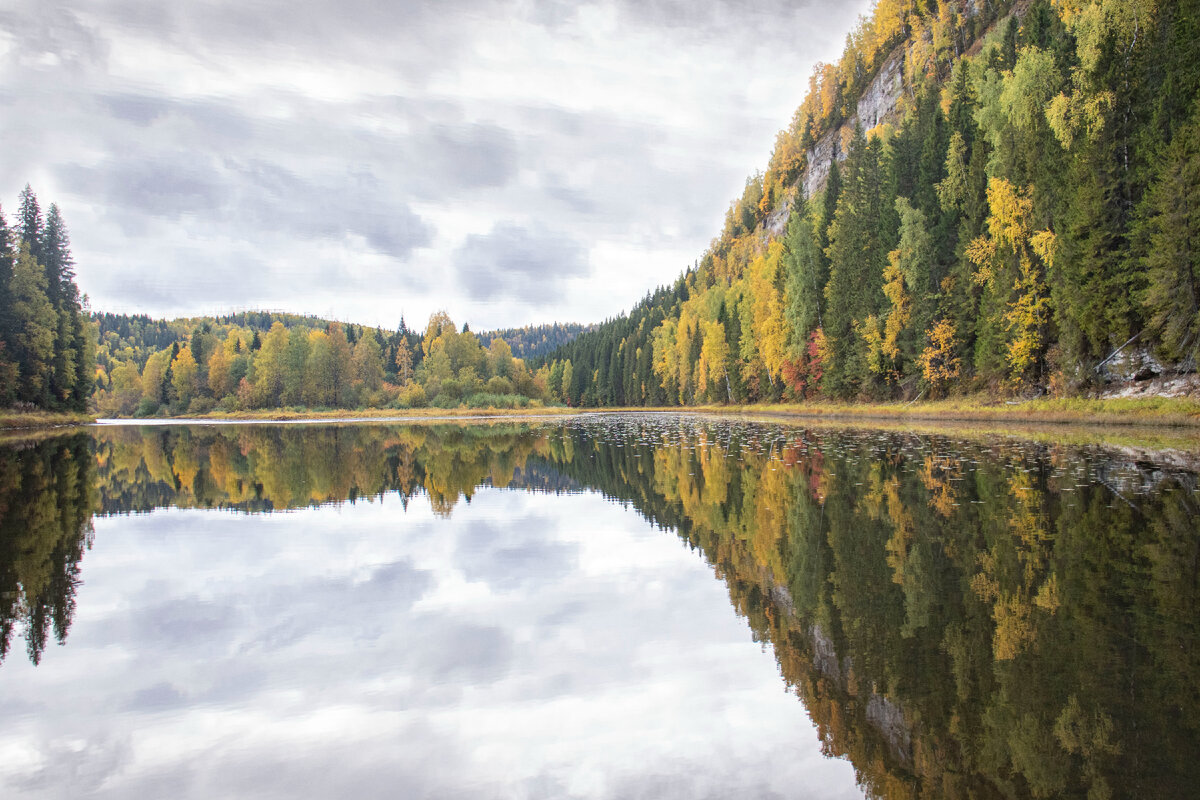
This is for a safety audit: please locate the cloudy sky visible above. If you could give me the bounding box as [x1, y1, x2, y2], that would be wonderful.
[0, 0, 871, 331]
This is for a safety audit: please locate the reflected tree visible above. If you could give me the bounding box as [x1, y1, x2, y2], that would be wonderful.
[0, 434, 95, 665]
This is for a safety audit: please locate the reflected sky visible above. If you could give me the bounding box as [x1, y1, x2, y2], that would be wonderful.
[0, 484, 863, 799]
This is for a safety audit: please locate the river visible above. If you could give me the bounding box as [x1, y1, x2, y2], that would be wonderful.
[0, 414, 1196, 798]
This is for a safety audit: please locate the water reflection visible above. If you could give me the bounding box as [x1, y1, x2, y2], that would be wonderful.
[2, 417, 1198, 798]
[0, 435, 95, 665]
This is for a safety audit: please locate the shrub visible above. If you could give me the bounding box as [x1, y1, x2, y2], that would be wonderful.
[134, 397, 159, 418]
[395, 383, 427, 408]
[485, 376, 514, 396]
[186, 397, 216, 415]
[464, 393, 530, 409]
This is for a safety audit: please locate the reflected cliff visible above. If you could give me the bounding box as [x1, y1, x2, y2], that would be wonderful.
[3, 417, 1199, 798]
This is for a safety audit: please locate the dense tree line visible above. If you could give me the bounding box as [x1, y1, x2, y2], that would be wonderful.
[0, 187, 93, 412]
[539, 0, 1200, 405]
[475, 322, 594, 360]
[93, 310, 553, 416]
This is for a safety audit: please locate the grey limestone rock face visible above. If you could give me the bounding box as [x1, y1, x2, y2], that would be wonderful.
[802, 126, 842, 200]
[801, 47, 904, 200]
[856, 48, 904, 132]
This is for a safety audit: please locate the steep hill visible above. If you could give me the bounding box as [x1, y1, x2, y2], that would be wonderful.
[535, 0, 1200, 407]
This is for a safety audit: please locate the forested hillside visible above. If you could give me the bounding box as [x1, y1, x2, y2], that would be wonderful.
[475, 322, 594, 359]
[91, 310, 556, 416]
[535, 0, 1200, 407]
[0, 187, 93, 412]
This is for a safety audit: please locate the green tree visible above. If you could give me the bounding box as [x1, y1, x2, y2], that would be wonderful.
[17, 185, 42, 262]
[303, 331, 335, 407]
[487, 337, 515, 380]
[823, 127, 893, 398]
[1142, 108, 1200, 364]
[783, 194, 826, 352]
[281, 327, 311, 406]
[8, 244, 55, 406]
[351, 334, 385, 394]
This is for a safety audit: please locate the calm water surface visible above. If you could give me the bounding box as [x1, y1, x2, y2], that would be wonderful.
[1, 415, 1197, 799]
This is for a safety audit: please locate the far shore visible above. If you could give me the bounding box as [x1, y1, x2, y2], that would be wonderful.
[4, 395, 1199, 434]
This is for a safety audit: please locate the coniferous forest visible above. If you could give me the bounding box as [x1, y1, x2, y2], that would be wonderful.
[0, 186, 93, 412]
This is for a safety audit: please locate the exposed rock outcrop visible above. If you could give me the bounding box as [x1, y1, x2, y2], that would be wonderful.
[801, 46, 905, 199]
[856, 47, 905, 132]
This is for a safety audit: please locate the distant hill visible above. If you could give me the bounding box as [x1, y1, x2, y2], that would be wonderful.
[92, 310, 406, 371]
[475, 322, 595, 360]
[93, 311, 594, 370]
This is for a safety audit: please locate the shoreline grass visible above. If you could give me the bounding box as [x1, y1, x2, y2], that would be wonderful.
[8, 398, 1200, 453]
[685, 396, 1200, 428]
[0, 410, 95, 431]
[89, 395, 1200, 428]
[97, 406, 584, 424]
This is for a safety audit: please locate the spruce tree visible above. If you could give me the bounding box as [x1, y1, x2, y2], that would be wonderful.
[0, 207, 13, 347]
[1142, 107, 1200, 365]
[40, 205, 75, 309]
[823, 126, 891, 398]
[9, 243, 55, 406]
[782, 194, 825, 349]
[17, 185, 42, 263]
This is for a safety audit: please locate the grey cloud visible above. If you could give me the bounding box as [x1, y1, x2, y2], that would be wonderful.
[129, 596, 242, 651]
[123, 681, 186, 711]
[99, 93, 172, 126]
[6, 732, 131, 796]
[58, 155, 224, 222]
[607, 765, 790, 800]
[506, 104, 743, 239]
[254, 559, 434, 649]
[57, 152, 433, 260]
[454, 222, 589, 303]
[426, 123, 519, 190]
[0, 4, 109, 73]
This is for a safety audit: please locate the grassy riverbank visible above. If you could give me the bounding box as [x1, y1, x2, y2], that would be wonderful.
[107, 406, 583, 423]
[690, 396, 1200, 428]
[0, 410, 95, 431]
[98, 396, 1200, 427]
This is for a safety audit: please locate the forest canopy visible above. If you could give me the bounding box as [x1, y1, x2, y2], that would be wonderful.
[90, 310, 575, 416]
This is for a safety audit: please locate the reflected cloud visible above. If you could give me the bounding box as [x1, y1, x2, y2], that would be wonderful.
[455, 517, 579, 591]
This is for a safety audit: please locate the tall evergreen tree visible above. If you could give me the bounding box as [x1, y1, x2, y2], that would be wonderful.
[9, 243, 55, 406]
[823, 127, 893, 398]
[17, 185, 42, 263]
[40, 205, 75, 309]
[1142, 106, 1200, 365]
[783, 193, 825, 352]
